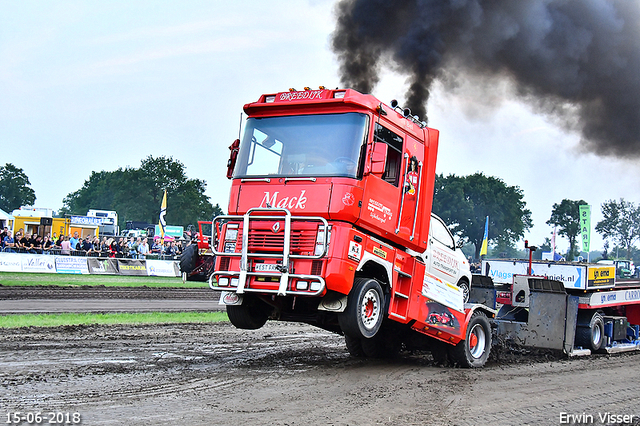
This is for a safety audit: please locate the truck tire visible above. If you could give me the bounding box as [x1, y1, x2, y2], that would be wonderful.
[226, 297, 269, 330]
[338, 278, 385, 339]
[457, 278, 470, 304]
[179, 244, 198, 274]
[360, 323, 401, 358]
[450, 311, 491, 368]
[575, 312, 604, 352]
[344, 335, 365, 357]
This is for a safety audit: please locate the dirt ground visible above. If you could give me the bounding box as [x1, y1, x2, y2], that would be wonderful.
[2, 319, 640, 426]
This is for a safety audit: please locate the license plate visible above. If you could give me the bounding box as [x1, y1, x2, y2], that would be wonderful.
[254, 263, 280, 272]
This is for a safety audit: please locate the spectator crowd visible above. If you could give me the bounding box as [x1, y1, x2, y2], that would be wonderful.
[0, 227, 183, 260]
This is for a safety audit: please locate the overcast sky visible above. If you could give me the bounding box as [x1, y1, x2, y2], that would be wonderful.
[2, 0, 638, 254]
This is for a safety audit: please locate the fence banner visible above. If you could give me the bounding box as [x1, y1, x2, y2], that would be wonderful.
[146, 259, 180, 277]
[22, 254, 57, 273]
[117, 259, 147, 276]
[56, 256, 90, 274]
[0, 253, 22, 272]
[88, 258, 119, 275]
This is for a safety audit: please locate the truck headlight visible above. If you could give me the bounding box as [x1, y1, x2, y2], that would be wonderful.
[314, 225, 330, 256]
[223, 224, 239, 253]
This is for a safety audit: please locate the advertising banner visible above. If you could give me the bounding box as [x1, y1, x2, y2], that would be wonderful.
[87, 258, 119, 275]
[0, 253, 22, 272]
[579, 204, 591, 253]
[146, 259, 180, 277]
[482, 259, 588, 290]
[421, 271, 464, 313]
[117, 259, 147, 276]
[56, 256, 89, 274]
[22, 254, 57, 273]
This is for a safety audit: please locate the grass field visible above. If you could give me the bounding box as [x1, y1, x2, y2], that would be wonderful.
[0, 272, 220, 328]
[0, 311, 229, 328]
[0, 272, 208, 288]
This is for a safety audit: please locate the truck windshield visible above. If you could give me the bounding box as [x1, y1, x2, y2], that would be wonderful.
[233, 113, 368, 179]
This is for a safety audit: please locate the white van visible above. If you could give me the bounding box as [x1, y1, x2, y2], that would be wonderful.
[411, 213, 472, 302]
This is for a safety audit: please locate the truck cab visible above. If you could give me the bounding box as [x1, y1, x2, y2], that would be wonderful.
[210, 88, 491, 367]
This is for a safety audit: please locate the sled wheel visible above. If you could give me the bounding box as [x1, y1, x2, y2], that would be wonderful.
[575, 311, 604, 352]
[338, 278, 384, 339]
[451, 311, 491, 368]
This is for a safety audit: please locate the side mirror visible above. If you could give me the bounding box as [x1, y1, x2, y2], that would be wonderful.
[456, 238, 464, 249]
[370, 143, 387, 176]
[226, 139, 240, 179]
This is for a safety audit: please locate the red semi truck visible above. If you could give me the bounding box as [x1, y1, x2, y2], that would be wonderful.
[209, 88, 493, 367]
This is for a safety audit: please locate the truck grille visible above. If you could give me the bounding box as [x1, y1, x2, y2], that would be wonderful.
[236, 223, 317, 254]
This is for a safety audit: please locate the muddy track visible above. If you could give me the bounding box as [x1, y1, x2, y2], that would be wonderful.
[2, 321, 640, 426]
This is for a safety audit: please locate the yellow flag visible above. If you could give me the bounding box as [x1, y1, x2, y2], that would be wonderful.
[159, 190, 167, 240]
[480, 216, 489, 256]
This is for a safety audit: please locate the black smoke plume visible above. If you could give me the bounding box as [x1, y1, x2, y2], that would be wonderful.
[332, 0, 640, 158]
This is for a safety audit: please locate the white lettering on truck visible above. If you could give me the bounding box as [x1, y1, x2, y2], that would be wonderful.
[260, 190, 308, 210]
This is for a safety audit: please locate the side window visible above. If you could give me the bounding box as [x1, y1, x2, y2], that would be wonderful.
[431, 217, 455, 249]
[374, 123, 403, 186]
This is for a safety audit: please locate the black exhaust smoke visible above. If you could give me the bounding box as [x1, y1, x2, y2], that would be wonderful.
[331, 0, 640, 158]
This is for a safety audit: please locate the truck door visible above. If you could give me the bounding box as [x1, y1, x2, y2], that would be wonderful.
[359, 123, 426, 252]
[358, 123, 404, 240]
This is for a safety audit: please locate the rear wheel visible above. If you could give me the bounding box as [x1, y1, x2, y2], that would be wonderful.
[575, 311, 604, 351]
[450, 311, 491, 368]
[338, 278, 385, 339]
[179, 244, 198, 274]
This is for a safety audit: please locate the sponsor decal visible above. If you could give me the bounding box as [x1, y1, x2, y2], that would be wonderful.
[146, 260, 179, 277]
[22, 254, 56, 273]
[422, 272, 464, 313]
[117, 259, 148, 276]
[431, 246, 460, 278]
[220, 291, 243, 305]
[588, 265, 615, 287]
[260, 190, 308, 210]
[0, 253, 22, 272]
[70, 215, 103, 226]
[55, 256, 89, 274]
[342, 192, 355, 206]
[348, 241, 362, 262]
[372, 246, 387, 260]
[278, 90, 324, 102]
[367, 199, 393, 224]
[88, 258, 118, 274]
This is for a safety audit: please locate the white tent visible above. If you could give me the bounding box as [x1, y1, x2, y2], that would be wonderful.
[0, 208, 15, 230]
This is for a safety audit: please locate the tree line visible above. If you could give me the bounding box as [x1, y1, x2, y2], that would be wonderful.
[0, 157, 223, 230]
[1, 162, 639, 261]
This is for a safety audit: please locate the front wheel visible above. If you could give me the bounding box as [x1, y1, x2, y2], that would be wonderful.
[457, 279, 470, 304]
[338, 278, 385, 339]
[226, 297, 269, 330]
[450, 311, 491, 368]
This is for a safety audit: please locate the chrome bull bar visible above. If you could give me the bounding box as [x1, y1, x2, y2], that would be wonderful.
[209, 208, 328, 296]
